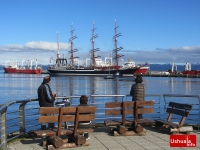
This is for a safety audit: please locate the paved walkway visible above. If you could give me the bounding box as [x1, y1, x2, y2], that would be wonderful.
[8, 126, 200, 150]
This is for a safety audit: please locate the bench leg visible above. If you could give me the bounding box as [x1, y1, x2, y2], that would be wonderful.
[47, 144, 55, 150]
[41, 138, 47, 147]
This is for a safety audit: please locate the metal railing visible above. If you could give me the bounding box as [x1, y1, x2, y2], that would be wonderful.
[0, 94, 199, 150]
[0, 99, 39, 150]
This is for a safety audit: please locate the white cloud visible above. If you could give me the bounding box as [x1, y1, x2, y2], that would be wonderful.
[0, 42, 200, 65]
[0, 41, 70, 65]
[165, 45, 200, 52]
[0, 41, 70, 52]
[24, 41, 70, 50]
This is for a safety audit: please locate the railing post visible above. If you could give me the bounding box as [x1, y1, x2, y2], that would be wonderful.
[163, 94, 167, 120]
[88, 95, 91, 105]
[19, 102, 28, 135]
[198, 96, 200, 131]
[0, 107, 8, 150]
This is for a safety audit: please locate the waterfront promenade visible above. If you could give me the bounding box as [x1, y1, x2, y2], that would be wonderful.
[8, 126, 200, 150]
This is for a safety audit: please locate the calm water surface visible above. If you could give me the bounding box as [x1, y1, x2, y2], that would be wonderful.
[1, 70, 200, 104]
[1, 70, 200, 129]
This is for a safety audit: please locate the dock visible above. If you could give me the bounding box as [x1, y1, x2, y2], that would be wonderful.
[7, 126, 200, 150]
[143, 74, 200, 78]
[138, 71, 200, 78]
[2, 95, 200, 150]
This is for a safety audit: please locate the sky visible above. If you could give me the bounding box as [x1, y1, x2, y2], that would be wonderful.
[0, 0, 200, 66]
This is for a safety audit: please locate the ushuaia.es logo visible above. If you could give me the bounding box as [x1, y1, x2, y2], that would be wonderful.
[170, 135, 196, 147]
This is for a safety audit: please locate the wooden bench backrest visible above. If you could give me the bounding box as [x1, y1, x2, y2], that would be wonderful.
[38, 107, 60, 123]
[136, 101, 155, 114]
[57, 106, 97, 136]
[105, 101, 133, 126]
[105, 101, 134, 116]
[134, 101, 154, 122]
[105, 101, 154, 126]
[166, 102, 193, 126]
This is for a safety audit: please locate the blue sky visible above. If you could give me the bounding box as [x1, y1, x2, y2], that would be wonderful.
[0, 0, 200, 66]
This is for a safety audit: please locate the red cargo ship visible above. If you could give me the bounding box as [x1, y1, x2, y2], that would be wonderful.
[181, 63, 200, 75]
[4, 59, 42, 74]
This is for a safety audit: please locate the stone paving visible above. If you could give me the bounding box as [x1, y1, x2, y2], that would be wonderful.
[8, 126, 200, 150]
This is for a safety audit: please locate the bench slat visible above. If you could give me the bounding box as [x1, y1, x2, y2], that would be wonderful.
[31, 127, 94, 138]
[105, 109, 121, 115]
[105, 102, 122, 108]
[39, 107, 60, 114]
[138, 108, 154, 114]
[79, 114, 96, 121]
[61, 106, 96, 115]
[31, 129, 57, 137]
[62, 115, 76, 122]
[104, 118, 153, 126]
[166, 108, 189, 117]
[62, 107, 76, 114]
[124, 109, 134, 114]
[169, 102, 193, 110]
[104, 120, 132, 126]
[155, 119, 179, 128]
[137, 101, 154, 107]
[104, 120, 122, 126]
[105, 107, 154, 115]
[123, 101, 135, 107]
[38, 116, 59, 123]
[78, 106, 97, 113]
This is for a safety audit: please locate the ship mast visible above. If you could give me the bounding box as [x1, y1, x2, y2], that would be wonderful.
[113, 20, 123, 70]
[69, 23, 79, 68]
[56, 31, 60, 67]
[90, 21, 100, 68]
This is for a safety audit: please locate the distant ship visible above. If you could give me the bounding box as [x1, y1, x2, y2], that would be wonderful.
[48, 21, 149, 76]
[4, 59, 42, 74]
[181, 63, 200, 75]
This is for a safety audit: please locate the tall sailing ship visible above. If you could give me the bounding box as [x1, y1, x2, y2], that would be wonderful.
[48, 21, 149, 76]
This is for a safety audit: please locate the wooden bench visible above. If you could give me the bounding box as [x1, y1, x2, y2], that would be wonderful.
[32, 107, 60, 137]
[104, 100, 154, 136]
[31, 106, 97, 149]
[56, 106, 97, 149]
[155, 102, 193, 134]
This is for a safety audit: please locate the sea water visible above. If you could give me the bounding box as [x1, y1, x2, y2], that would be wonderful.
[1, 69, 200, 103]
[0, 70, 200, 126]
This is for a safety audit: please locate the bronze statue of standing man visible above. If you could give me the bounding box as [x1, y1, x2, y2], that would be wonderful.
[130, 75, 145, 119]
